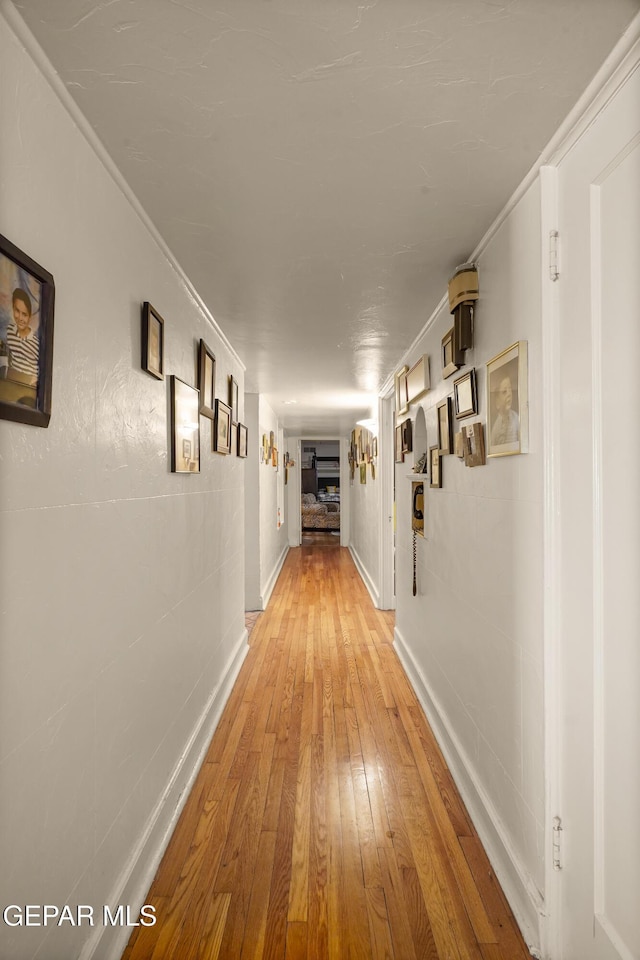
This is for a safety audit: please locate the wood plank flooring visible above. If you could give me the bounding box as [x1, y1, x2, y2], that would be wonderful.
[123, 542, 532, 960]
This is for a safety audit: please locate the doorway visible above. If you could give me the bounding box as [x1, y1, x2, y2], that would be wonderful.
[300, 439, 341, 540]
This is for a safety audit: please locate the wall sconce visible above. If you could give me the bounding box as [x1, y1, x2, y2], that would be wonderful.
[448, 262, 478, 355]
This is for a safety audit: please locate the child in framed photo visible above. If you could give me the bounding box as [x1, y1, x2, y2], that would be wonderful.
[0, 236, 55, 427]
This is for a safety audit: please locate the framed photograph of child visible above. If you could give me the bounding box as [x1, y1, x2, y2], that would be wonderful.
[0, 233, 55, 427]
[487, 341, 528, 457]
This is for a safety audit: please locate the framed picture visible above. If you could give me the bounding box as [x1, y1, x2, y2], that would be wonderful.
[442, 327, 463, 379]
[237, 422, 248, 458]
[395, 424, 403, 463]
[141, 301, 164, 382]
[463, 421, 486, 467]
[453, 368, 478, 419]
[170, 376, 200, 473]
[0, 233, 55, 427]
[401, 418, 413, 454]
[360, 462, 367, 484]
[214, 398, 232, 455]
[429, 446, 442, 488]
[437, 397, 453, 454]
[228, 375, 239, 423]
[395, 364, 409, 416]
[372, 436, 378, 458]
[197, 339, 216, 418]
[487, 341, 528, 456]
[405, 354, 430, 404]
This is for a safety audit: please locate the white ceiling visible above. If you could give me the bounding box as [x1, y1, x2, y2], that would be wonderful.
[10, 0, 639, 435]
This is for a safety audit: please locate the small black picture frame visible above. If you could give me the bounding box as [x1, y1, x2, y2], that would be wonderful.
[0, 233, 55, 427]
[141, 301, 164, 381]
[237, 422, 248, 458]
[197, 339, 216, 419]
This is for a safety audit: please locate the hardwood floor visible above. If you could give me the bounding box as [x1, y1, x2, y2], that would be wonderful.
[123, 542, 531, 960]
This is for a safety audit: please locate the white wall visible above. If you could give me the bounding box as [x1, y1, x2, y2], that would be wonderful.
[0, 17, 247, 960]
[394, 180, 545, 950]
[255, 396, 288, 609]
[348, 434, 381, 607]
[244, 393, 261, 609]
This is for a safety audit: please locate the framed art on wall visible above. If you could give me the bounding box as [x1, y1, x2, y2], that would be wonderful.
[395, 424, 403, 463]
[0, 233, 55, 427]
[237, 422, 248, 458]
[214, 399, 232, 455]
[141, 301, 164, 382]
[453, 368, 478, 419]
[401, 418, 413, 454]
[487, 341, 528, 456]
[197, 339, 216, 418]
[429, 446, 442, 488]
[228, 375, 239, 423]
[170, 376, 200, 473]
[395, 364, 409, 416]
[441, 327, 463, 379]
[437, 397, 453, 454]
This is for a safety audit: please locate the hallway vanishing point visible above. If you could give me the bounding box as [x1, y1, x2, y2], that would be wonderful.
[123, 541, 531, 960]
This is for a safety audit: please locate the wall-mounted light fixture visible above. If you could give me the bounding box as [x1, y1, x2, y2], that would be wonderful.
[448, 262, 478, 356]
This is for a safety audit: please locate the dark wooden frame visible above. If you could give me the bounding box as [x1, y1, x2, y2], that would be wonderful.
[437, 397, 453, 455]
[214, 398, 232, 455]
[401, 418, 413, 454]
[429, 445, 442, 488]
[237, 422, 248, 458]
[170, 375, 200, 473]
[453, 368, 478, 419]
[442, 326, 463, 379]
[141, 301, 164, 381]
[0, 233, 55, 427]
[197, 339, 216, 418]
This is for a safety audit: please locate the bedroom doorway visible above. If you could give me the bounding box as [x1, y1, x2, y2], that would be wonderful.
[300, 440, 341, 539]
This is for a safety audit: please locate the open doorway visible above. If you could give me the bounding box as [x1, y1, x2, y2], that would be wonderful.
[300, 440, 341, 542]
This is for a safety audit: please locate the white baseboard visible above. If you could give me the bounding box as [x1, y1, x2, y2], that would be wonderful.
[394, 625, 542, 958]
[81, 630, 249, 960]
[260, 544, 289, 609]
[349, 545, 380, 608]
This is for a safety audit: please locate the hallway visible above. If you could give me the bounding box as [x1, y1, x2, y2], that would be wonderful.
[122, 543, 531, 960]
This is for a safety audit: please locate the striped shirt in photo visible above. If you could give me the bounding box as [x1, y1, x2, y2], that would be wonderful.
[7, 322, 39, 381]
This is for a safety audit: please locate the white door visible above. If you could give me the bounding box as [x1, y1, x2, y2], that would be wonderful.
[556, 52, 640, 960]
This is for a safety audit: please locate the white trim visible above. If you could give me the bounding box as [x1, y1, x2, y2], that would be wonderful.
[590, 181, 606, 920]
[539, 164, 563, 960]
[349, 545, 380, 608]
[1, 0, 244, 371]
[79, 631, 250, 960]
[261, 545, 289, 610]
[394, 626, 543, 958]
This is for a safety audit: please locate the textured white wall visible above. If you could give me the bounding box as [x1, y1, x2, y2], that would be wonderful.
[244, 393, 261, 609]
[348, 436, 381, 605]
[394, 181, 545, 940]
[0, 18, 246, 960]
[257, 396, 289, 608]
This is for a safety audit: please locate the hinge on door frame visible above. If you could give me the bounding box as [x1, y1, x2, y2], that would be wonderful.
[549, 230, 560, 281]
[552, 816, 563, 870]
